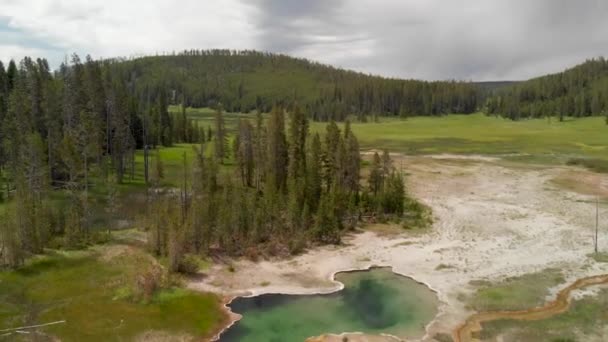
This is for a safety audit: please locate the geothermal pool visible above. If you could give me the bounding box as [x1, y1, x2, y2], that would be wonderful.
[219, 267, 438, 341]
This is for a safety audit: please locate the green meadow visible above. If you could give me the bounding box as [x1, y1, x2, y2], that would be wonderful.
[310, 114, 608, 162]
[480, 287, 608, 341]
[0, 238, 227, 341]
[181, 106, 256, 132]
[467, 268, 565, 312]
[175, 107, 608, 164]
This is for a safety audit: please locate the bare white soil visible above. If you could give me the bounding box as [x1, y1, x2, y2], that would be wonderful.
[189, 155, 608, 341]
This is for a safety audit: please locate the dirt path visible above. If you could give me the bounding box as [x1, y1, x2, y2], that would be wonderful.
[190, 155, 608, 341]
[453, 274, 608, 342]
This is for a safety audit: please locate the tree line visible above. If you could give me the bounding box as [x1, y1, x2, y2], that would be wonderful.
[143, 106, 408, 271]
[486, 58, 608, 121]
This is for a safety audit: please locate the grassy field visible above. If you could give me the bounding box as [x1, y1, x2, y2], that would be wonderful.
[311, 114, 608, 161]
[467, 268, 564, 312]
[480, 287, 608, 341]
[175, 108, 608, 165]
[0, 236, 227, 341]
[589, 252, 608, 263]
[176, 106, 256, 133]
[463, 268, 608, 341]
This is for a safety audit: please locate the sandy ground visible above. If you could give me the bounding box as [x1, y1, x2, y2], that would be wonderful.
[189, 155, 608, 341]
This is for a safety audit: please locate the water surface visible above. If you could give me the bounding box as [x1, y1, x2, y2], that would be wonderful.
[219, 267, 438, 342]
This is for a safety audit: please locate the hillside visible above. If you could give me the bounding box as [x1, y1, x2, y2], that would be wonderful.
[486, 58, 608, 120]
[110, 50, 480, 120]
[474, 81, 519, 93]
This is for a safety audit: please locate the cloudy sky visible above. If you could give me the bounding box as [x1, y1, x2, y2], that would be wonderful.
[1, 0, 607, 81]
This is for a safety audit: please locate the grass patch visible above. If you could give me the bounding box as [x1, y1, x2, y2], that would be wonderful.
[316, 114, 608, 160]
[171, 106, 256, 134]
[402, 197, 433, 230]
[566, 158, 608, 173]
[0, 245, 227, 341]
[588, 252, 608, 263]
[182, 109, 608, 164]
[433, 332, 454, 342]
[480, 287, 608, 341]
[468, 268, 564, 312]
[364, 223, 407, 236]
[435, 264, 456, 271]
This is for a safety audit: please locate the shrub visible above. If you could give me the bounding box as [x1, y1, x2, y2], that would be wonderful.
[288, 238, 306, 255]
[244, 247, 259, 261]
[177, 254, 199, 274]
[134, 267, 162, 302]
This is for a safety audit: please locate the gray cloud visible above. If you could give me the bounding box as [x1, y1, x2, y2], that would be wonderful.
[247, 0, 608, 80]
[2, 0, 607, 81]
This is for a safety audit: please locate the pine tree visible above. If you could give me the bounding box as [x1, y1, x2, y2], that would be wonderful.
[64, 189, 86, 248]
[152, 148, 164, 186]
[323, 121, 341, 190]
[0, 210, 23, 267]
[0, 60, 6, 119]
[180, 103, 188, 142]
[368, 152, 383, 196]
[236, 119, 254, 187]
[6, 60, 17, 92]
[266, 106, 288, 192]
[191, 145, 208, 253]
[83, 55, 106, 161]
[382, 171, 405, 216]
[253, 109, 266, 190]
[158, 89, 173, 146]
[288, 104, 308, 180]
[167, 203, 186, 273]
[213, 105, 227, 163]
[314, 193, 340, 244]
[344, 121, 361, 194]
[18, 133, 50, 252]
[381, 150, 392, 176]
[306, 133, 323, 212]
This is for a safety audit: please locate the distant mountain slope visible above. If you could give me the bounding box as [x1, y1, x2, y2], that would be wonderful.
[110, 50, 480, 120]
[485, 58, 608, 120]
[474, 81, 519, 93]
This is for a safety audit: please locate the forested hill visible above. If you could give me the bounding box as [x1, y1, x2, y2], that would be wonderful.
[486, 58, 608, 120]
[474, 81, 519, 93]
[110, 50, 480, 120]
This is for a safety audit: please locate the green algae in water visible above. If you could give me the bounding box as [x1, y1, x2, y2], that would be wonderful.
[219, 267, 438, 342]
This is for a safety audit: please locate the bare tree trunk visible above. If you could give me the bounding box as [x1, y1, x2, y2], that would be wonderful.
[84, 152, 88, 193]
[182, 152, 188, 223]
[596, 196, 599, 254]
[83, 152, 89, 240]
[144, 145, 149, 184]
[131, 150, 135, 180]
[47, 128, 53, 182]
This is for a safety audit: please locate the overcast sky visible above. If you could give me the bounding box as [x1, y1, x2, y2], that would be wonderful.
[1, 0, 607, 81]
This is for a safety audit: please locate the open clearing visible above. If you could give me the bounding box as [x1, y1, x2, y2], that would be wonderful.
[191, 154, 608, 341]
[175, 108, 608, 162]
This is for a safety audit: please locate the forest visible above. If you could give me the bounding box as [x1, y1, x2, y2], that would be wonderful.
[108, 49, 480, 120]
[0, 54, 410, 269]
[486, 58, 608, 121]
